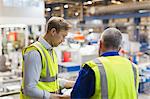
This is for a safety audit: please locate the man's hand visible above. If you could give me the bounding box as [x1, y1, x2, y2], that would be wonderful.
[50, 93, 70, 99]
[64, 81, 75, 89]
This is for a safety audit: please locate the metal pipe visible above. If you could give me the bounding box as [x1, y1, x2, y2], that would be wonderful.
[90, 1, 150, 15]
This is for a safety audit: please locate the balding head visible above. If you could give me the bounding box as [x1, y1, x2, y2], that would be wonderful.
[100, 28, 122, 52]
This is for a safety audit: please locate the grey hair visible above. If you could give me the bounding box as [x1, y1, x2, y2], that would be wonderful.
[101, 28, 122, 49]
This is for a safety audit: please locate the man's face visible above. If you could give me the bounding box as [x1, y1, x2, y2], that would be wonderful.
[52, 30, 68, 47]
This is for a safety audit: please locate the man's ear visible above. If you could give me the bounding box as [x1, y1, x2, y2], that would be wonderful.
[118, 47, 121, 52]
[98, 40, 102, 56]
[100, 40, 102, 49]
[50, 28, 57, 36]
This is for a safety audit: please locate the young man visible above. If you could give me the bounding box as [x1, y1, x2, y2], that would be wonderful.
[71, 28, 139, 99]
[20, 17, 74, 99]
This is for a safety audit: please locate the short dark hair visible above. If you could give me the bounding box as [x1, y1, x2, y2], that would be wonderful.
[101, 28, 122, 49]
[46, 17, 71, 33]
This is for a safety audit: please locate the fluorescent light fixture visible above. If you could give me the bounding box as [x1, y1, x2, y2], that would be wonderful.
[139, 10, 150, 13]
[87, 1, 92, 5]
[83, 1, 92, 5]
[54, 6, 60, 10]
[64, 4, 69, 8]
[46, 8, 51, 12]
[75, 12, 79, 16]
[139, 0, 143, 1]
[111, 0, 122, 4]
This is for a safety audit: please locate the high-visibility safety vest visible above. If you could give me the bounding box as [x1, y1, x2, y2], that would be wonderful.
[20, 41, 59, 99]
[83, 56, 139, 99]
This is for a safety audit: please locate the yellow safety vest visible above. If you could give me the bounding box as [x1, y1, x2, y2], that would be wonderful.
[83, 56, 139, 99]
[20, 41, 59, 99]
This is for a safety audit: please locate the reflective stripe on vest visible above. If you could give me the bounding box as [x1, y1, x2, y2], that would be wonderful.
[34, 42, 57, 82]
[132, 64, 138, 99]
[93, 58, 108, 99]
[132, 63, 137, 91]
[92, 58, 137, 99]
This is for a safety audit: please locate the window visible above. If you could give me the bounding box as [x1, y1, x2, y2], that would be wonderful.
[3, 0, 40, 7]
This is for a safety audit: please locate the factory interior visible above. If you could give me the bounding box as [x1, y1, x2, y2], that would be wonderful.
[0, 0, 150, 99]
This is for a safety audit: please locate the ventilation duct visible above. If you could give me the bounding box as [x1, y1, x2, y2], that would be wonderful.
[89, 1, 150, 15]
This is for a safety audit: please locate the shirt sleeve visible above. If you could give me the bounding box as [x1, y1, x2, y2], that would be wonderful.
[23, 50, 51, 99]
[71, 64, 95, 99]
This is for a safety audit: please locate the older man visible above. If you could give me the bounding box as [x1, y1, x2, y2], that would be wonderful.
[20, 17, 74, 99]
[71, 28, 139, 99]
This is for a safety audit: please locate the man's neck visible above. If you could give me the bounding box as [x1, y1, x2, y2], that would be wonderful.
[102, 49, 118, 53]
[101, 49, 118, 55]
[43, 35, 52, 46]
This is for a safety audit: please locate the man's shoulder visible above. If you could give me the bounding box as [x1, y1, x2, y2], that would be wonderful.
[23, 50, 41, 61]
[82, 57, 102, 68]
[23, 42, 40, 54]
[80, 64, 95, 77]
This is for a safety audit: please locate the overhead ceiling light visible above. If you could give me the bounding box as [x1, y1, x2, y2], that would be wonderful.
[75, 12, 79, 16]
[139, 10, 150, 13]
[46, 8, 51, 12]
[64, 4, 69, 8]
[54, 6, 60, 10]
[111, 0, 122, 4]
[87, 1, 92, 5]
